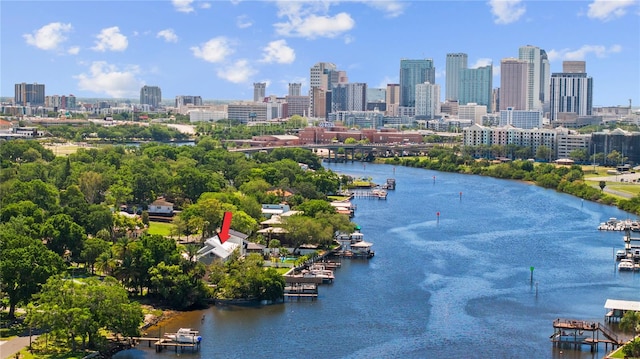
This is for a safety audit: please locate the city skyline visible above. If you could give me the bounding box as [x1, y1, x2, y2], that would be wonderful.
[1, 0, 638, 107]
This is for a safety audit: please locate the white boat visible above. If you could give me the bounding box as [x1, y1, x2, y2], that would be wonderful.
[165, 328, 202, 343]
[616, 250, 628, 261]
[618, 259, 634, 271]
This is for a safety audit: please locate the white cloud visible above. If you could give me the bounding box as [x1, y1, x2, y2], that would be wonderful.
[23, 22, 72, 51]
[191, 37, 234, 63]
[376, 76, 398, 88]
[216, 59, 257, 83]
[488, 0, 526, 24]
[261, 40, 295, 64]
[274, 1, 355, 39]
[92, 26, 128, 52]
[344, 34, 354, 44]
[199, 2, 211, 9]
[157, 29, 178, 43]
[172, 0, 194, 13]
[74, 61, 142, 98]
[362, 1, 408, 18]
[470, 58, 493, 68]
[587, 0, 636, 20]
[237, 15, 253, 28]
[67, 46, 80, 55]
[275, 12, 355, 38]
[547, 44, 623, 61]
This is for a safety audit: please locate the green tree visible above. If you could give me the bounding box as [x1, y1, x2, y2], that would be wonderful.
[620, 310, 640, 335]
[41, 213, 87, 261]
[81, 237, 110, 274]
[0, 235, 64, 318]
[27, 276, 143, 351]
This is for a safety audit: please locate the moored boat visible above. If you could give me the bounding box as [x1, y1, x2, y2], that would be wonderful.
[165, 328, 202, 343]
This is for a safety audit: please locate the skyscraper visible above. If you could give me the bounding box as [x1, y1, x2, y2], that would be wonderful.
[458, 65, 493, 112]
[399, 59, 435, 108]
[309, 62, 337, 117]
[386, 84, 400, 116]
[175, 95, 203, 108]
[253, 82, 266, 102]
[549, 62, 593, 121]
[140, 86, 162, 108]
[332, 83, 367, 112]
[14, 82, 45, 106]
[445, 53, 468, 101]
[415, 82, 441, 119]
[499, 58, 528, 111]
[288, 83, 302, 96]
[518, 45, 549, 111]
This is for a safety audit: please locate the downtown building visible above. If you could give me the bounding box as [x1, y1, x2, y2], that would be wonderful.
[331, 83, 367, 113]
[549, 61, 593, 121]
[44, 94, 77, 110]
[140, 86, 162, 108]
[445, 53, 468, 101]
[253, 82, 266, 102]
[15, 82, 45, 106]
[499, 58, 529, 111]
[175, 95, 203, 108]
[385, 84, 400, 116]
[399, 59, 435, 108]
[415, 82, 441, 119]
[518, 45, 550, 111]
[458, 65, 493, 112]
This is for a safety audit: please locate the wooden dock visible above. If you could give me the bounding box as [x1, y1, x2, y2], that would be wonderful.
[551, 318, 624, 352]
[109, 336, 201, 353]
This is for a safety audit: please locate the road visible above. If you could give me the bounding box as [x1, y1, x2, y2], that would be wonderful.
[0, 335, 38, 359]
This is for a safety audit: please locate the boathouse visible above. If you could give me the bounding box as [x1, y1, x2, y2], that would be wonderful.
[604, 299, 640, 322]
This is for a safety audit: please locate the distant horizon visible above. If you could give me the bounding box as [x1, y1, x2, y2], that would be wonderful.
[2, 1, 638, 107]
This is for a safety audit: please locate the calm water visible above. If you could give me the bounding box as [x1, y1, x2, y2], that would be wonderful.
[116, 162, 640, 359]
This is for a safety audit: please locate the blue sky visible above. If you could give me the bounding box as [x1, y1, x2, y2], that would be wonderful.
[2, 0, 638, 107]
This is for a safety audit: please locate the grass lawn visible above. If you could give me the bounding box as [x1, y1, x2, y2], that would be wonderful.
[146, 221, 174, 237]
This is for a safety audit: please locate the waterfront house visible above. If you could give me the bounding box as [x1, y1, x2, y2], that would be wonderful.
[197, 229, 249, 264]
[148, 197, 174, 216]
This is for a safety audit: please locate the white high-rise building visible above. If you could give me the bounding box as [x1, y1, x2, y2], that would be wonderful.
[549, 64, 593, 121]
[445, 53, 468, 101]
[518, 45, 549, 111]
[415, 82, 441, 119]
[458, 103, 487, 125]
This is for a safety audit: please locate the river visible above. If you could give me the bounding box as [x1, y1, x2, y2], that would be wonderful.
[115, 162, 640, 359]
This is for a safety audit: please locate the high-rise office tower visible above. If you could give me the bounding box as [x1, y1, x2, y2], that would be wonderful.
[500, 58, 528, 111]
[140, 86, 162, 107]
[14, 82, 45, 106]
[386, 84, 400, 116]
[540, 49, 550, 112]
[253, 82, 266, 102]
[309, 62, 337, 117]
[332, 83, 367, 112]
[445, 53, 468, 101]
[288, 83, 302, 96]
[458, 65, 493, 112]
[415, 82, 441, 118]
[549, 62, 593, 121]
[563, 61, 586, 73]
[518, 45, 549, 111]
[399, 59, 435, 108]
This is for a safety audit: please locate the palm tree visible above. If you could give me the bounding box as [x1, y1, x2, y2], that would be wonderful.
[620, 310, 640, 336]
